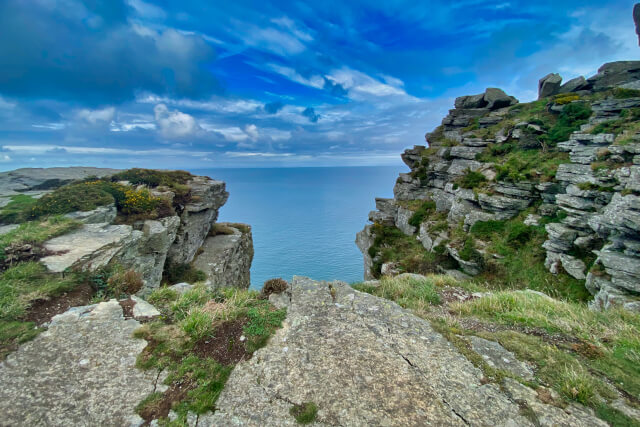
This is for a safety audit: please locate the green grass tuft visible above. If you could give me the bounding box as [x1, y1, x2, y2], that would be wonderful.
[289, 402, 318, 424]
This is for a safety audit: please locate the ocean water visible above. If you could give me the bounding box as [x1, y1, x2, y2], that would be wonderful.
[192, 166, 402, 289]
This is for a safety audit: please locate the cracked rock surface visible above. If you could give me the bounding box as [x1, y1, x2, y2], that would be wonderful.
[204, 277, 605, 426]
[0, 300, 160, 427]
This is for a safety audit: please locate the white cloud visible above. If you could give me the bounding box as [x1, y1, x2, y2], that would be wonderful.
[327, 68, 408, 99]
[154, 104, 200, 138]
[31, 123, 65, 130]
[3, 144, 211, 157]
[0, 154, 11, 162]
[76, 106, 116, 124]
[244, 124, 259, 140]
[265, 63, 325, 89]
[110, 121, 156, 132]
[138, 94, 263, 114]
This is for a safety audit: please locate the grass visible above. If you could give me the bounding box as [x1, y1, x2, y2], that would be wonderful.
[0, 216, 79, 250]
[367, 223, 455, 278]
[456, 170, 487, 189]
[353, 274, 443, 315]
[135, 285, 286, 424]
[353, 272, 639, 425]
[469, 216, 589, 301]
[163, 262, 207, 285]
[407, 200, 436, 228]
[290, 402, 318, 424]
[0, 262, 82, 358]
[0, 195, 37, 224]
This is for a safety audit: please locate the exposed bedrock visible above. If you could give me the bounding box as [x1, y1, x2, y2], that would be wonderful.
[358, 61, 640, 311]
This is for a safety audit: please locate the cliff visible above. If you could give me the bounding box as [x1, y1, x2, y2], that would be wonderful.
[0, 167, 253, 294]
[358, 60, 640, 311]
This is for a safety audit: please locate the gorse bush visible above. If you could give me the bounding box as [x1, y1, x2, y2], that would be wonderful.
[30, 182, 115, 218]
[112, 168, 193, 188]
[261, 278, 288, 297]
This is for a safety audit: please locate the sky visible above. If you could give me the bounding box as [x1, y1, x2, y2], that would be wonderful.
[0, 0, 637, 170]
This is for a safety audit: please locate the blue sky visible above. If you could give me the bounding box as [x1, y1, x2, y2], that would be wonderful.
[0, 0, 636, 169]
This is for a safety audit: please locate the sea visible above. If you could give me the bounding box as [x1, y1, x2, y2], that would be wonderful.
[192, 166, 403, 290]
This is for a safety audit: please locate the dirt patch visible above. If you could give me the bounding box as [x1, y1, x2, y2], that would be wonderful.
[23, 283, 94, 325]
[138, 380, 195, 424]
[193, 318, 249, 365]
[119, 298, 136, 320]
[454, 316, 580, 348]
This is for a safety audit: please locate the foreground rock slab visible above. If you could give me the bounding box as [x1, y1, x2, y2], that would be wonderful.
[0, 300, 158, 426]
[204, 277, 604, 426]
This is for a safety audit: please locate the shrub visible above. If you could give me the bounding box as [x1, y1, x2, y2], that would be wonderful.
[470, 220, 506, 238]
[0, 195, 37, 224]
[505, 222, 533, 248]
[261, 278, 288, 297]
[590, 119, 625, 136]
[112, 168, 193, 188]
[456, 170, 487, 189]
[408, 200, 436, 228]
[613, 88, 640, 99]
[121, 188, 160, 215]
[209, 223, 236, 236]
[458, 236, 481, 263]
[163, 262, 207, 285]
[107, 269, 144, 297]
[30, 182, 115, 218]
[545, 102, 592, 144]
[554, 94, 580, 105]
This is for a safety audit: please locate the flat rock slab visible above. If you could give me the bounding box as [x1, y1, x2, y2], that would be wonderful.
[203, 277, 604, 426]
[470, 336, 535, 380]
[40, 223, 132, 272]
[0, 300, 158, 426]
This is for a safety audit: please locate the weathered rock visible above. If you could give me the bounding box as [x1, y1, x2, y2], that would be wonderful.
[455, 93, 487, 109]
[41, 217, 181, 291]
[447, 246, 482, 276]
[0, 167, 119, 197]
[169, 282, 194, 294]
[131, 295, 161, 319]
[0, 300, 160, 425]
[206, 277, 602, 426]
[356, 225, 376, 280]
[559, 76, 590, 93]
[401, 145, 426, 169]
[539, 73, 562, 98]
[41, 223, 134, 272]
[395, 206, 417, 236]
[636, 3, 640, 46]
[167, 176, 229, 265]
[587, 61, 640, 91]
[64, 204, 117, 224]
[469, 336, 534, 380]
[483, 87, 518, 110]
[193, 223, 254, 289]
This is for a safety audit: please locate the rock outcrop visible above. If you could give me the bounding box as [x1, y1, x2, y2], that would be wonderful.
[539, 73, 562, 99]
[1, 168, 251, 293]
[359, 61, 640, 311]
[0, 167, 119, 197]
[635, 3, 640, 46]
[0, 300, 161, 426]
[193, 223, 254, 289]
[167, 176, 229, 265]
[205, 277, 605, 426]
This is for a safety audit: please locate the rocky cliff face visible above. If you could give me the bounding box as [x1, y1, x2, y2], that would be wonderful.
[0, 168, 252, 293]
[193, 223, 254, 289]
[358, 61, 640, 310]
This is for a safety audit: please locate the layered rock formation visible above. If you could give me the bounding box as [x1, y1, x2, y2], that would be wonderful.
[0, 168, 252, 292]
[193, 223, 254, 289]
[358, 61, 640, 310]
